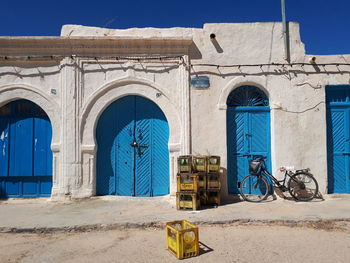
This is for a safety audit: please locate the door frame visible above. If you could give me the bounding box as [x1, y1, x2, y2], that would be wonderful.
[96, 95, 170, 197]
[326, 85, 350, 193]
[226, 106, 271, 194]
[80, 78, 185, 197]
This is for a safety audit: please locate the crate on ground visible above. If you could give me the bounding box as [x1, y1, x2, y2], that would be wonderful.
[166, 220, 199, 259]
[177, 173, 206, 192]
[207, 156, 220, 173]
[207, 172, 221, 190]
[178, 155, 193, 173]
[206, 190, 221, 206]
[193, 156, 207, 172]
[176, 192, 200, 210]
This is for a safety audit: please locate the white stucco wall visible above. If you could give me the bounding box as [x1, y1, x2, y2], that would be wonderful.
[1, 22, 350, 199]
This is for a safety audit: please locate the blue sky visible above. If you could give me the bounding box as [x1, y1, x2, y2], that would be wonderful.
[1, 0, 349, 55]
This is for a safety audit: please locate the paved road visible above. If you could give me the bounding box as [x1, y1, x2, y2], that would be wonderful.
[1, 222, 350, 263]
[1, 194, 350, 232]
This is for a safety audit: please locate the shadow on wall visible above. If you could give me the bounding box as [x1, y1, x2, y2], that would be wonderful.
[219, 167, 243, 205]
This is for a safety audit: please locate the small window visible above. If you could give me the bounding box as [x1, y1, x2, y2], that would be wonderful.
[0, 103, 11, 116]
[227, 86, 269, 107]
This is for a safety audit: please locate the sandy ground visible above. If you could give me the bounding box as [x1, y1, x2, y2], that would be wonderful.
[1, 222, 350, 263]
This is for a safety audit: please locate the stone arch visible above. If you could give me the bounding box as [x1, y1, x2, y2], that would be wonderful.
[0, 83, 61, 197]
[217, 76, 270, 110]
[79, 77, 182, 196]
[81, 76, 181, 151]
[0, 83, 60, 148]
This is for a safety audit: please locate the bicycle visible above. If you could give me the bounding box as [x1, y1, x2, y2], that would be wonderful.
[239, 157, 319, 202]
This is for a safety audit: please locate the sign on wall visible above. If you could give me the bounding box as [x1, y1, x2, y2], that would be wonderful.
[191, 76, 210, 89]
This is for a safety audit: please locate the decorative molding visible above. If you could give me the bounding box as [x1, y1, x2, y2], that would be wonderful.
[217, 76, 269, 110]
[169, 143, 181, 152]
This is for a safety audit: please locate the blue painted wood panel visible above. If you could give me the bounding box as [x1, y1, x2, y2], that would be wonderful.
[96, 95, 169, 197]
[0, 100, 53, 198]
[227, 107, 271, 194]
[327, 107, 350, 193]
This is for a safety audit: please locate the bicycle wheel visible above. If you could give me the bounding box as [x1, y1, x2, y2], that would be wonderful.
[240, 174, 270, 202]
[288, 172, 319, 201]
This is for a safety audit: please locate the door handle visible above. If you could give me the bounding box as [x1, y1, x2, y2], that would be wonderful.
[130, 140, 138, 148]
[343, 152, 350, 155]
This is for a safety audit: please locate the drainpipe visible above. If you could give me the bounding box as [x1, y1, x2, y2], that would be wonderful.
[281, 0, 290, 62]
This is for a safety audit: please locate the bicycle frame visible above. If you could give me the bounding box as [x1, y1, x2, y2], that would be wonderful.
[253, 160, 291, 190]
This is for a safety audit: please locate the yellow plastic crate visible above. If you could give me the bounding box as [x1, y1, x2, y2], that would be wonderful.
[207, 156, 220, 172]
[177, 173, 206, 192]
[178, 155, 193, 173]
[176, 192, 200, 210]
[207, 172, 221, 189]
[166, 220, 199, 259]
[193, 156, 207, 172]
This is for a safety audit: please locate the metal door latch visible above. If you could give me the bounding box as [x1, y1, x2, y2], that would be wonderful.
[130, 141, 138, 147]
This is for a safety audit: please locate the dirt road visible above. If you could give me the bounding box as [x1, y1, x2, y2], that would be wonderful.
[1, 222, 350, 263]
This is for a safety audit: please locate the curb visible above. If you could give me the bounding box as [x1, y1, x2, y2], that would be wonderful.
[1, 218, 350, 234]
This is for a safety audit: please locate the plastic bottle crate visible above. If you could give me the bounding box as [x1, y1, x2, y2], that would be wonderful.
[206, 190, 221, 206]
[178, 155, 193, 173]
[166, 220, 199, 259]
[207, 172, 221, 190]
[193, 156, 207, 172]
[176, 192, 200, 210]
[177, 173, 206, 192]
[207, 156, 220, 172]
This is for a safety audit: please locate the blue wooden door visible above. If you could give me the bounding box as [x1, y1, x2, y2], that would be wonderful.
[96, 95, 169, 197]
[226, 86, 271, 194]
[326, 85, 350, 193]
[0, 100, 53, 198]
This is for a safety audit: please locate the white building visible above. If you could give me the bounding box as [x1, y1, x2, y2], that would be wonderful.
[0, 22, 349, 200]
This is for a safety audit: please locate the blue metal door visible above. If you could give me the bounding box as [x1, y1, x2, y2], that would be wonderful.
[96, 95, 169, 196]
[326, 85, 350, 193]
[0, 100, 53, 198]
[226, 86, 271, 194]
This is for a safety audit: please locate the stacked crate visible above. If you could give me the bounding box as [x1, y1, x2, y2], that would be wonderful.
[176, 155, 204, 210]
[205, 156, 221, 207]
[176, 155, 221, 210]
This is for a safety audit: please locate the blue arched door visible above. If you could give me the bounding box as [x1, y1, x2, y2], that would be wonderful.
[326, 85, 350, 193]
[0, 100, 53, 198]
[96, 95, 169, 197]
[226, 86, 271, 194]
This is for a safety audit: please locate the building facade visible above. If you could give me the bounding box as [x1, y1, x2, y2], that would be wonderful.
[0, 22, 349, 199]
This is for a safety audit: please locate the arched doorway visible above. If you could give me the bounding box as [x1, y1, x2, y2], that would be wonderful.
[226, 86, 271, 194]
[0, 100, 53, 198]
[96, 95, 170, 196]
[326, 85, 350, 193]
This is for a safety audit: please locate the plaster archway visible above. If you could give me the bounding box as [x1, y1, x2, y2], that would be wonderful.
[80, 77, 182, 196]
[0, 83, 60, 149]
[0, 83, 61, 196]
[217, 76, 271, 110]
